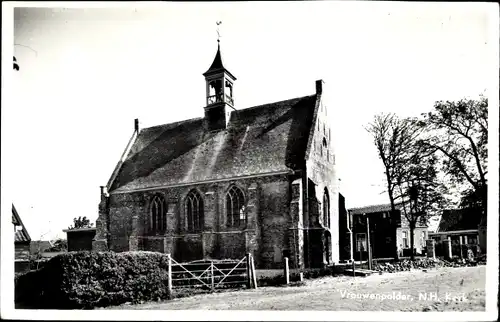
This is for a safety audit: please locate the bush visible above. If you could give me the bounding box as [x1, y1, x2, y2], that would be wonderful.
[15, 270, 43, 307]
[15, 251, 171, 309]
[371, 257, 481, 273]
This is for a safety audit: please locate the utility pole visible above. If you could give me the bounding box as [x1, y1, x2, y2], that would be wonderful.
[366, 214, 373, 270]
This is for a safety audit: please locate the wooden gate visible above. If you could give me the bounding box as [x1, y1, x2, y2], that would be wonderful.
[167, 253, 257, 295]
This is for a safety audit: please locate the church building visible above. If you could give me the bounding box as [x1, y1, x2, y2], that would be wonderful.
[93, 40, 340, 269]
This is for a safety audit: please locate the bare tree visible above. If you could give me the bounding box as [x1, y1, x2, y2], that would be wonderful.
[32, 225, 52, 270]
[365, 114, 423, 260]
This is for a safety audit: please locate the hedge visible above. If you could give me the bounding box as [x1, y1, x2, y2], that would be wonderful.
[15, 251, 170, 309]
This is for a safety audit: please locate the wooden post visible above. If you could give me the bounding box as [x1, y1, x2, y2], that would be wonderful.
[246, 253, 251, 289]
[352, 258, 355, 277]
[464, 236, 470, 259]
[458, 236, 463, 259]
[210, 261, 214, 291]
[284, 257, 290, 285]
[251, 254, 258, 289]
[366, 215, 372, 271]
[167, 254, 173, 299]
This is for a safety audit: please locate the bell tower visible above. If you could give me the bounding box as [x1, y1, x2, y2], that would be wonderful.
[203, 28, 236, 132]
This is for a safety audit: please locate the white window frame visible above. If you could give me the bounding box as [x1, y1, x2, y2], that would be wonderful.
[420, 231, 426, 247]
[402, 230, 409, 248]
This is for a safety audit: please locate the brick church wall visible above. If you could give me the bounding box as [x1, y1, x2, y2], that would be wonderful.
[258, 178, 291, 268]
[306, 95, 339, 265]
[105, 174, 292, 268]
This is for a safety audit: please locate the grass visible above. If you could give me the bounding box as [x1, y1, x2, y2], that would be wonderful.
[103, 265, 486, 311]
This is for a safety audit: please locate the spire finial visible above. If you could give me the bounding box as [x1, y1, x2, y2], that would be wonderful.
[216, 21, 222, 43]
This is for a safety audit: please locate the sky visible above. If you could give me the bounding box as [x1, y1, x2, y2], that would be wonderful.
[3, 2, 497, 241]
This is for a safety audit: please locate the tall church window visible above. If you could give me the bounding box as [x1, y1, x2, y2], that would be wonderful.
[322, 137, 328, 160]
[226, 186, 246, 227]
[150, 195, 167, 234]
[323, 188, 330, 228]
[186, 190, 204, 232]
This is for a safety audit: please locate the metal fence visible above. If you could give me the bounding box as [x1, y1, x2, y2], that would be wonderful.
[166, 253, 257, 296]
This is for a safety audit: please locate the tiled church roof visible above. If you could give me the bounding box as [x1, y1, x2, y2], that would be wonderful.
[110, 94, 317, 193]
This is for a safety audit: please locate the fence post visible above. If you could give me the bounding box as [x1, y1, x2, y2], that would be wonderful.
[284, 257, 290, 285]
[210, 261, 215, 292]
[251, 254, 258, 289]
[167, 254, 172, 299]
[458, 236, 463, 259]
[246, 253, 251, 289]
[444, 237, 452, 260]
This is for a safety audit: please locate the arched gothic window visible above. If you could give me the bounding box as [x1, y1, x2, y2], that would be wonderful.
[150, 195, 167, 234]
[322, 137, 329, 161]
[323, 188, 330, 228]
[226, 186, 246, 227]
[186, 190, 204, 232]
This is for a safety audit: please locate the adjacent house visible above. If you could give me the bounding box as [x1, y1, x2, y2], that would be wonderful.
[64, 227, 96, 251]
[12, 204, 31, 273]
[348, 203, 428, 260]
[30, 240, 54, 255]
[93, 41, 340, 269]
[428, 208, 483, 257]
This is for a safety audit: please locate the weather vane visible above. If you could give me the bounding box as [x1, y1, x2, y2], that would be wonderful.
[216, 21, 222, 42]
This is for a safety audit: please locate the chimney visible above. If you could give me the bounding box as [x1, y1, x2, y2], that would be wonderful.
[100, 186, 108, 199]
[316, 79, 324, 95]
[134, 118, 139, 132]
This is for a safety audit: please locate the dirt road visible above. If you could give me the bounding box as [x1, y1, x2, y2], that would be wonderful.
[109, 266, 486, 311]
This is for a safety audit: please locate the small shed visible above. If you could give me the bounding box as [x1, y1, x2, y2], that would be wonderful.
[63, 227, 97, 252]
[12, 204, 31, 273]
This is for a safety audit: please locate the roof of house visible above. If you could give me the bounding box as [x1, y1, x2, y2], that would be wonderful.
[30, 240, 53, 253]
[12, 204, 31, 243]
[109, 94, 318, 193]
[348, 202, 403, 215]
[436, 208, 482, 233]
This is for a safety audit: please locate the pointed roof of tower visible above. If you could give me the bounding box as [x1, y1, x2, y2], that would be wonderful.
[203, 41, 236, 80]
